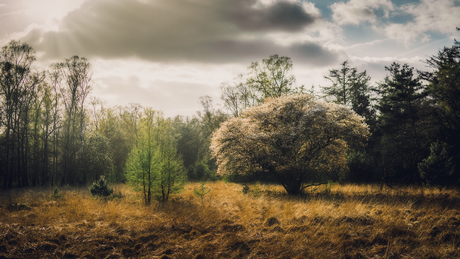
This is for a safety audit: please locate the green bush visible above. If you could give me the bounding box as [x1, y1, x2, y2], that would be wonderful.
[50, 187, 63, 199]
[345, 150, 376, 183]
[419, 141, 456, 186]
[242, 184, 250, 194]
[89, 176, 113, 197]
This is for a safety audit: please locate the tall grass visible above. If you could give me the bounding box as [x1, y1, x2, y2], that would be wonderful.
[1, 182, 459, 258]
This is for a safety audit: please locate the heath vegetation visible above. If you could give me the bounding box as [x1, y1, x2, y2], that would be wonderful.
[1, 182, 459, 259]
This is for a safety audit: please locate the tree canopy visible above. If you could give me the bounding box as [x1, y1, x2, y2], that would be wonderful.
[376, 63, 432, 184]
[125, 108, 187, 204]
[220, 54, 304, 117]
[210, 94, 369, 195]
[322, 60, 375, 124]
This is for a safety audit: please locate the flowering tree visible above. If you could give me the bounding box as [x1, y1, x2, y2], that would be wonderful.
[210, 94, 369, 195]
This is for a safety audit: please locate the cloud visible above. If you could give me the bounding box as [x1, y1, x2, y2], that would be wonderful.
[230, 1, 317, 32]
[382, 0, 460, 46]
[330, 0, 393, 25]
[20, 0, 339, 66]
[92, 75, 211, 117]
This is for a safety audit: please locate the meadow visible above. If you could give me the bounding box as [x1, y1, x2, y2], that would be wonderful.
[1, 182, 459, 259]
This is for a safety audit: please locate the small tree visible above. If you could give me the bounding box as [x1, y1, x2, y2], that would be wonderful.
[89, 175, 113, 197]
[210, 94, 369, 195]
[193, 181, 211, 205]
[419, 141, 456, 186]
[126, 109, 187, 204]
[154, 137, 187, 202]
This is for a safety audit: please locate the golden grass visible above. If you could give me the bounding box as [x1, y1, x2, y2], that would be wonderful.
[1, 182, 459, 258]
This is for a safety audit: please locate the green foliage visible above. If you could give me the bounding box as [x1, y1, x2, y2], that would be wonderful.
[419, 141, 456, 186]
[423, 41, 460, 132]
[323, 181, 334, 195]
[241, 183, 262, 196]
[193, 160, 214, 181]
[96, 106, 131, 183]
[126, 109, 187, 204]
[171, 116, 207, 180]
[220, 54, 304, 117]
[89, 176, 114, 197]
[193, 181, 211, 205]
[50, 187, 63, 199]
[247, 54, 298, 102]
[377, 62, 432, 184]
[242, 184, 250, 194]
[421, 40, 460, 181]
[80, 132, 112, 183]
[345, 150, 376, 183]
[220, 74, 258, 117]
[55, 55, 92, 185]
[322, 60, 375, 124]
[154, 142, 187, 202]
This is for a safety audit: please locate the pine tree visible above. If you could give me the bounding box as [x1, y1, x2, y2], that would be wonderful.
[377, 63, 430, 184]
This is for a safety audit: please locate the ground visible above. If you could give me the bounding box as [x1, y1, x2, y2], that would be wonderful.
[0, 182, 459, 258]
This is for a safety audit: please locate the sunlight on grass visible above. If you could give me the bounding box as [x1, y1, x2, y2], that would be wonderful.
[1, 182, 459, 258]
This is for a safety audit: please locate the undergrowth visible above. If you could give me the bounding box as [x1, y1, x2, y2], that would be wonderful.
[0, 182, 459, 258]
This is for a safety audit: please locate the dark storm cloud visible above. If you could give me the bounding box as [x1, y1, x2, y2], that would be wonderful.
[22, 0, 338, 65]
[230, 0, 316, 32]
[209, 39, 340, 66]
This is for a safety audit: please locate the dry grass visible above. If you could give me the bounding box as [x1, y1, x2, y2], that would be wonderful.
[1, 182, 459, 258]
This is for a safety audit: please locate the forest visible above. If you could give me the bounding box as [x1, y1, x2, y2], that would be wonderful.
[1, 37, 460, 258]
[1, 38, 459, 191]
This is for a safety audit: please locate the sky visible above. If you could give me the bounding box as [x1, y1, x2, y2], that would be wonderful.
[1, 0, 459, 117]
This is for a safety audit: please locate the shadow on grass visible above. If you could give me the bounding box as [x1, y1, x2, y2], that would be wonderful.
[258, 188, 460, 209]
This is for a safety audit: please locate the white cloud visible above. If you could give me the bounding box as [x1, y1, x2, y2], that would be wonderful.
[383, 0, 460, 46]
[89, 58, 247, 117]
[0, 0, 84, 45]
[330, 0, 393, 25]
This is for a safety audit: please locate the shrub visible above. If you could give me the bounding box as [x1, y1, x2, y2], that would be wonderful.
[50, 187, 63, 199]
[419, 141, 456, 186]
[89, 176, 113, 197]
[242, 184, 250, 194]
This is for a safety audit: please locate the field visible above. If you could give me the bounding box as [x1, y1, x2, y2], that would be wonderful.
[1, 182, 459, 259]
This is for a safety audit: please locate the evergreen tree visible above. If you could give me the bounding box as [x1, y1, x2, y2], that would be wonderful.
[418, 141, 456, 186]
[322, 61, 378, 183]
[322, 61, 375, 124]
[377, 63, 432, 184]
[421, 40, 460, 184]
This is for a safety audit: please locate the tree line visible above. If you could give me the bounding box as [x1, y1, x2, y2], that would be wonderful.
[213, 40, 460, 189]
[1, 37, 459, 192]
[0, 41, 212, 189]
